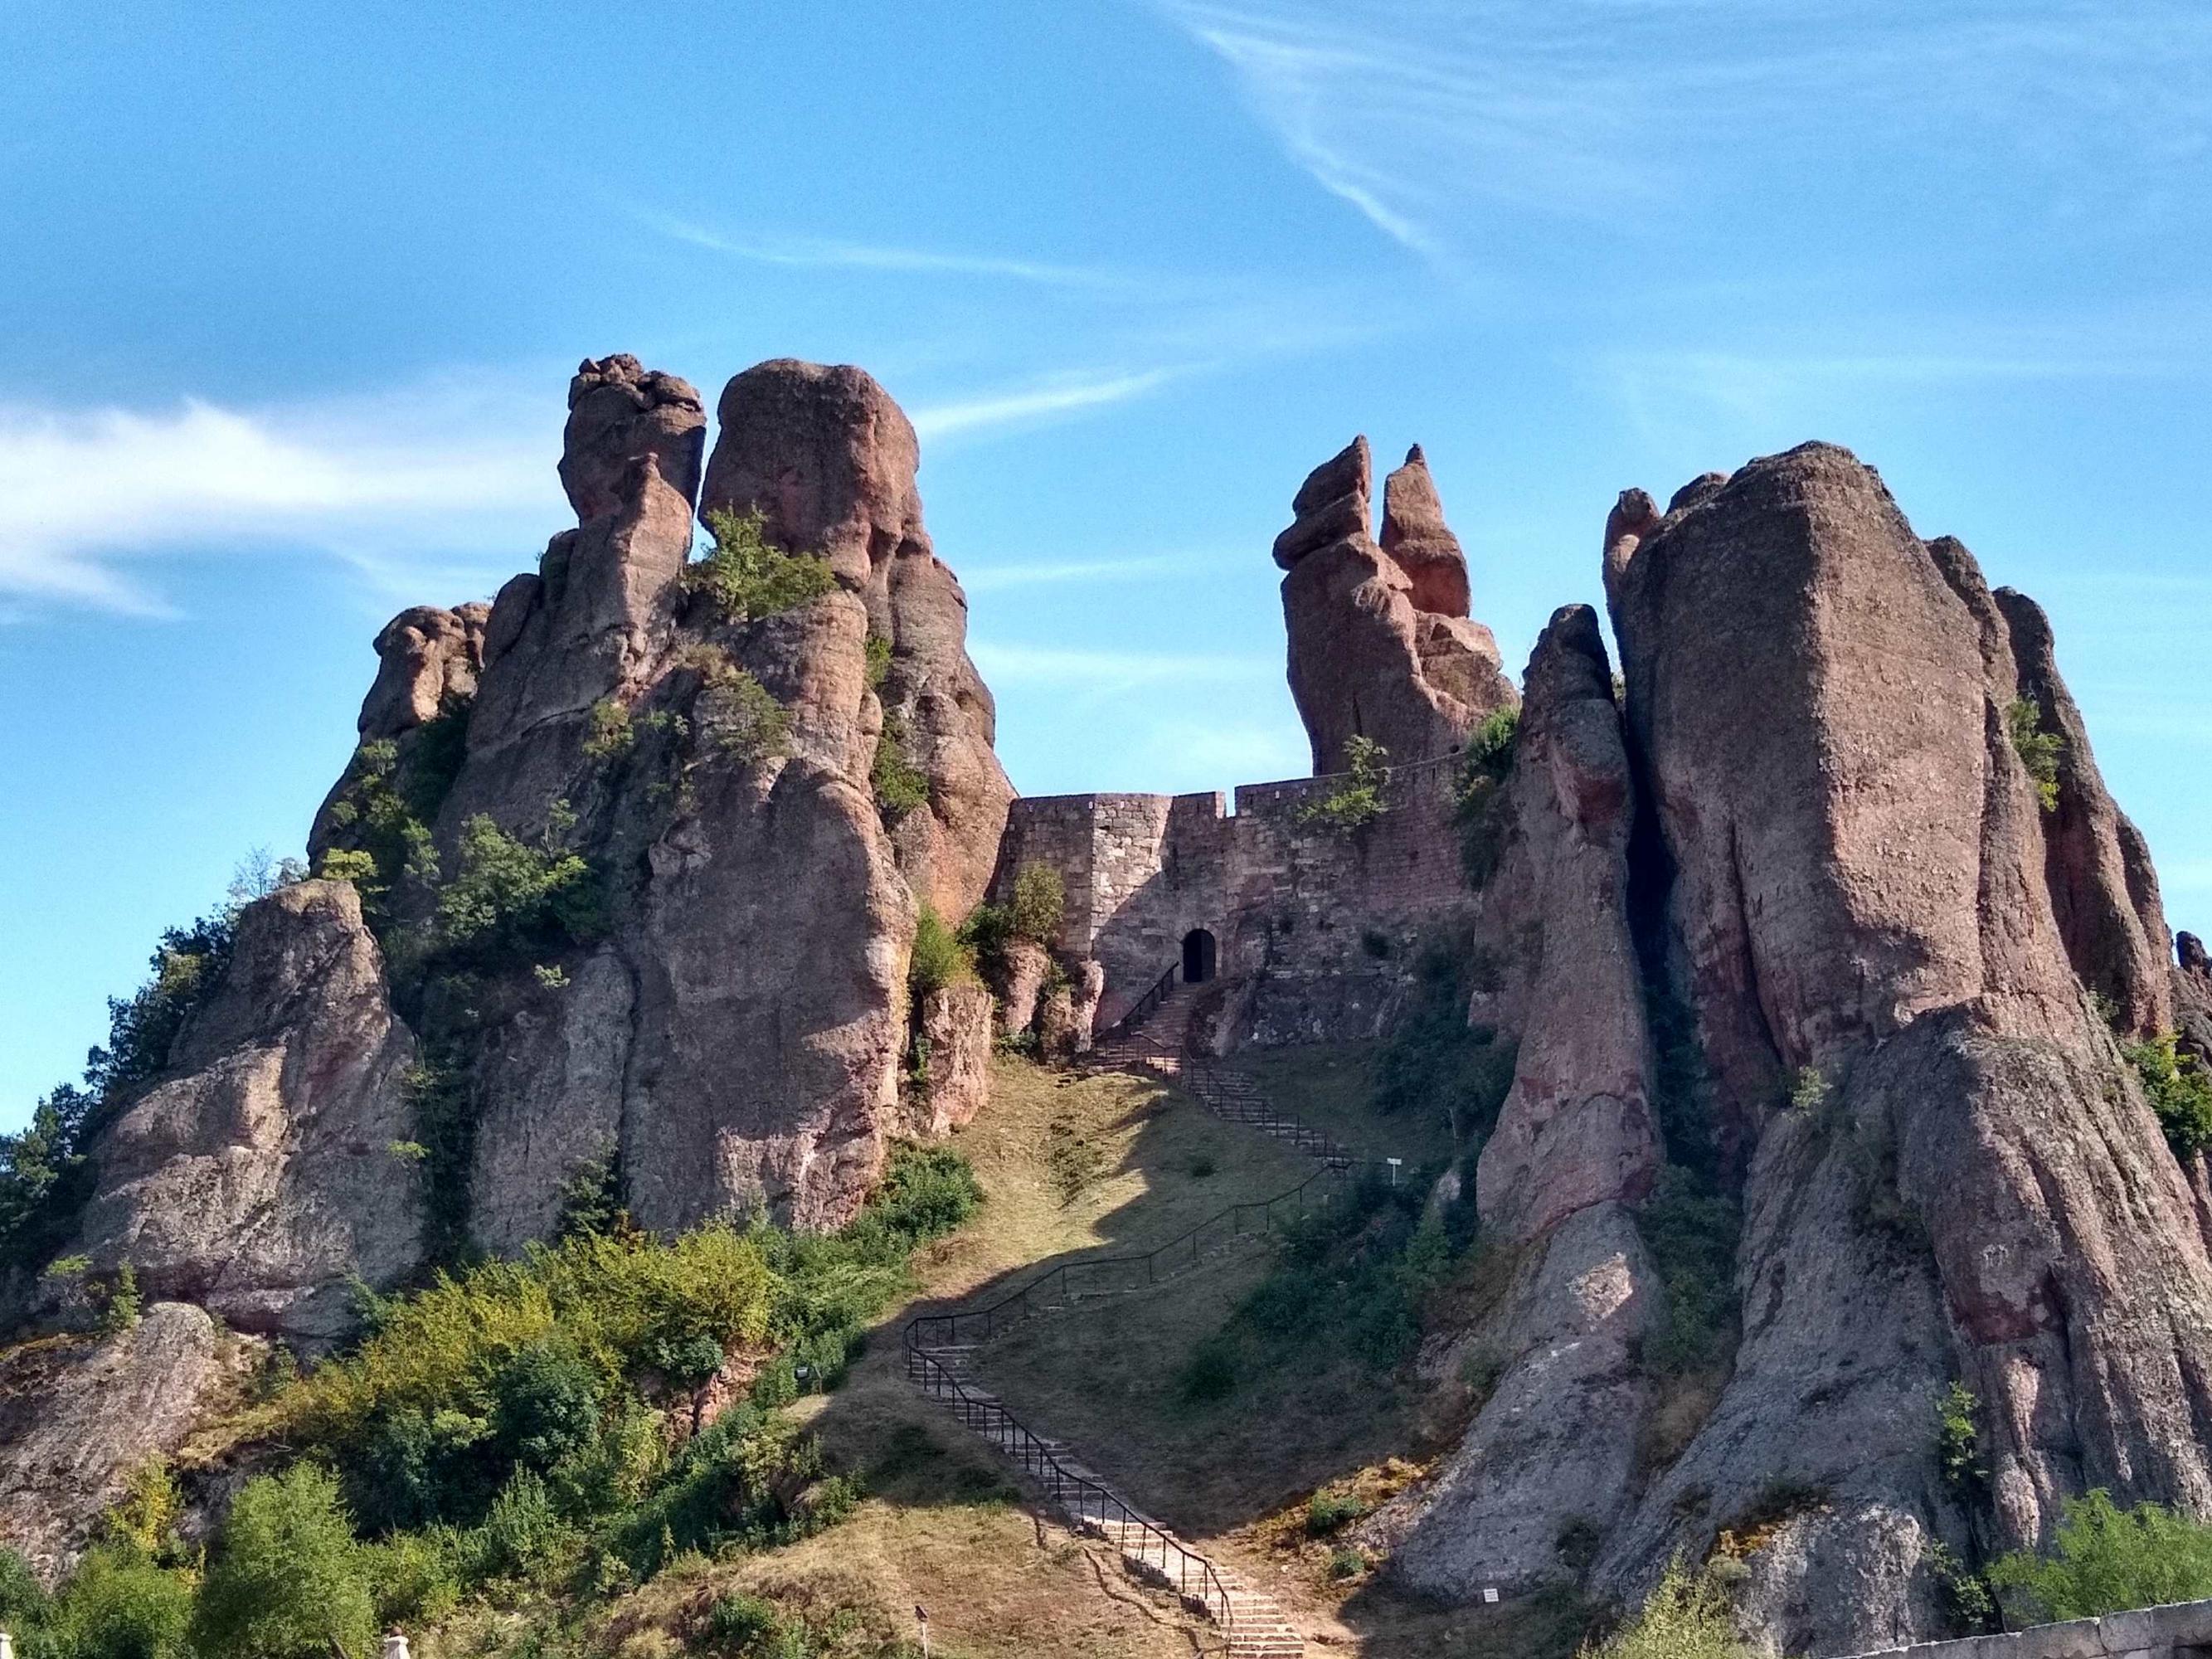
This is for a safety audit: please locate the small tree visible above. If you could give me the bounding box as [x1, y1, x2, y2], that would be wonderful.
[908, 907, 974, 998]
[1988, 1489, 2212, 1623]
[2007, 698, 2064, 813]
[1009, 864, 1066, 944]
[1298, 737, 1390, 834]
[192, 1464, 380, 1659]
[683, 508, 838, 624]
[1582, 1559, 1753, 1659]
[2122, 1033, 2212, 1160]
[46, 1543, 194, 1659]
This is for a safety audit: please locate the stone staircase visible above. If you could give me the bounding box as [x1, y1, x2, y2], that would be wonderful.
[905, 973, 1317, 1657]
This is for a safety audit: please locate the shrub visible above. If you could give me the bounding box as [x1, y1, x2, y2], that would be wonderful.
[1179, 1333, 1239, 1403]
[582, 698, 635, 761]
[358, 1526, 464, 1630]
[863, 633, 893, 691]
[1787, 1066, 1830, 1112]
[1298, 736, 1390, 834]
[1936, 1381, 1988, 1496]
[435, 806, 603, 959]
[907, 906, 974, 998]
[1634, 1166, 1741, 1379]
[101, 1459, 179, 1559]
[702, 668, 791, 765]
[872, 713, 931, 821]
[1987, 1489, 2212, 1623]
[1373, 940, 1516, 1141]
[2007, 697, 2064, 812]
[1585, 1559, 1752, 1659]
[705, 1590, 808, 1658]
[1456, 707, 1520, 884]
[1008, 865, 1065, 944]
[2122, 1034, 2212, 1160]
[684, 508, 839, 624]
[191, 1464, 380, 1659]
[1306, 1488, 1368, 1535]
[1329, 1547, 1366, 1580]
[46, 1544, 194, 1659]
[0, 1546, 49, 1631]
[317, 718, 459, 923]
[100, 1264, 143, 1335]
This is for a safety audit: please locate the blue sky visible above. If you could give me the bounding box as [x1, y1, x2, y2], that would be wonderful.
[4, 0, 2210, 1123]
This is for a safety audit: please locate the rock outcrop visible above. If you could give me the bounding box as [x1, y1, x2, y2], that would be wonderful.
[1378, 606, 1664, 1596]
[73, 880, 421, 1340]
[1587, 443, 2212, 1653]
[0, 1303, 233, 1584]
[1276, 437, 1516, 775]
[700, 359, 1014, 921]
[357, 603, 490, 741]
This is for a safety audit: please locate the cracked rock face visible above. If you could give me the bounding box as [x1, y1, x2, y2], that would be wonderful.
[1591, 443, 2212, 1655]
[1276, 436, 1517, 774]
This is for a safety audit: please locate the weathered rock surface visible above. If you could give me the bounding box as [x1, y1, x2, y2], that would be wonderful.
[74, 880, 421, 1341]
[1592, 443, 2212, 1654]
[559, 353, 707, 524]
[700, 359, 1014, 920]
[0, 1304, 231, 1584]
[1475, 606, 1658, 1241]
[1276, 437, 1516, 775]
[914, 982, 994, 1136]
[1372, 1204, 1660, 1597]
[358, 603, 490, 740]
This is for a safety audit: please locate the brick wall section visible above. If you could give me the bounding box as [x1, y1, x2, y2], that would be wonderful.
[991, 753, 1475, 1039]
[1837, 1599, 2212, 1659]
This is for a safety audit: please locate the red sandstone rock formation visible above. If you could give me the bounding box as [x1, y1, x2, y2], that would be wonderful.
[700, 359, 1014, 921]
[1276, 436, 1517, 775]
[1589, 443, 2212, 1652]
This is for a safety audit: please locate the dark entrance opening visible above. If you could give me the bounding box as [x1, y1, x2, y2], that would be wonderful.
[1181, 928, 1218, 985]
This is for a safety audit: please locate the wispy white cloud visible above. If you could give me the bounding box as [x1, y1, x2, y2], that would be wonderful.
[0, 374, 564, 616]
[1157, 0, 2212, 265]
[910, 367, 1186, 441]
[642, 212, 1133, 293]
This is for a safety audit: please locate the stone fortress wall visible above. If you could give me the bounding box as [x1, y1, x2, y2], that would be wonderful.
[1840, 1600, 2212, 1659]
[987, 750, 1475, 1046]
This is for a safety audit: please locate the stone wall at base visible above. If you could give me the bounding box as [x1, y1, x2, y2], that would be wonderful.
[989, 752, 1474, 1044]
[1837, 1599, 2212, 1659]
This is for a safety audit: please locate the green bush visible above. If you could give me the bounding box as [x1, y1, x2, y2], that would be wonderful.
[317, 699, 468, 923]
[1987, 1489, 2212, 1623]
[582, 698, 635, 761]
[2123, 1034, 2212, 1160]
[1456, 707, 1520, 884]
[1305, 1489, 1368, 1536]
[191, 1465, 379, 1659]
[1583, 1559, 1752, 1659]
[702, 667, 792, 765]
[685, 508, 839, 625]
[435, 806, 603, 959]
[1936, 1381, 1988, 1496]
[1297, 736, 1389, 834]
[2007, 697, 2064, 813]
[1008, 865, 1065, 945]
[872, 713, 931, 821]
[907, 906, 975, 998]
[705, 1590, 809, 1658]
[45, 1544, 193, 1659]
[1178, 1333, 1240, 1403]
[1634, 1165, 1742, 1379]
[0, 1545, 49, 1630]
[1373, 941, 1516, 1142]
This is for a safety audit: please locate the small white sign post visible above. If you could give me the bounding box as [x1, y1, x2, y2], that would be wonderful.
[916, 1603, 931, 1658]
[382, 1636, 411, 1659]
[1387, 1156, 1403, 1188]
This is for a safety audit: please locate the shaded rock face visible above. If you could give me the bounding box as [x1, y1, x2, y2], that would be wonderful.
[559, 353, 707, 524]
[914, 982, 994, 1136]
[1589, 443, 2212, 1654]
[1475, 606, 1659, 1241]
[0, 1304, 231, 1584]
[1276, 437, 1517, 775]
[700, 358, 1014, 921]
[75, 881, 421, 1341]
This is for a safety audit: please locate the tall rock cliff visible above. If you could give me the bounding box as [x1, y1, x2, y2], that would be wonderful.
[1276, 437, 1518, 774]
[1588, 444, 2212, 1652]
[75, 353, 1008, 1337]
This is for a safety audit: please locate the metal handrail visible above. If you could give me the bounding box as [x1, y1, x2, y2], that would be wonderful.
[1098, 960, 1182, 1042]
[903, 1157, 1358, 1351]
[904, 1345, 1239, 1634]
[1181, 1060, 1360, 1165]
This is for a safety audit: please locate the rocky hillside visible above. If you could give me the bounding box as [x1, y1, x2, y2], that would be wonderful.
[3, 361, 2210, 1659]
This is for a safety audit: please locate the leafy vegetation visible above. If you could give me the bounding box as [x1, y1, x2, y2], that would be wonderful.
[1372, 938, 1516, 1144]
[1634, 1165, 1741, 1379]
[581, 698, 635, 761]
[435, 805, 605, 965]
[684, 508, 839, 625]
[2122, 1033, 2212, 1160]
[1456, 706, 1521, 884]
[870, 713, 931, 821]
[316, 697, 470, 922]
[1936, 1381, 1989, 1496]
[4, 1147, 982, 1655]
[2007, 697, 2064, 813]
[698, 664, 790, 765]
[1297, 735, 1391, 834]
[1582, 1559, 1752, 1659]
[1987, 1489, 2212, 1623]
[907, 907, 975, 1000]
[958, 865, 1067, 988]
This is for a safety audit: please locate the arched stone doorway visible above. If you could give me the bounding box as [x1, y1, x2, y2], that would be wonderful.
[1181, 927, 1218, 985]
